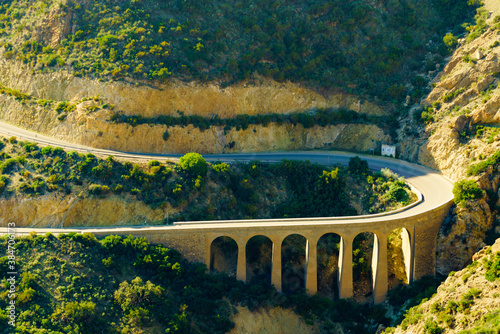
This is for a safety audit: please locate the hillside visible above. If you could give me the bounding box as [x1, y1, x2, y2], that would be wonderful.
[0, 0, 474, 102]
[387, 238, 500, 333]
[3, 0, 500, 333]
[0, 0, 481, 155]
[394, 1, 500, 278]
[0, 232, 394, 334]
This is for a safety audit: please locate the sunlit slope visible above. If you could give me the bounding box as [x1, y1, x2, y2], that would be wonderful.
[0, 0, 475, 103]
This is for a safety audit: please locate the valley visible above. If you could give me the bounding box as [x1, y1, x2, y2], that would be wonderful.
[0, 0, 500, 333]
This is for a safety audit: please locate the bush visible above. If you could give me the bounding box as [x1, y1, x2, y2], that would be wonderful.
[452, 180, 484, 204]
[212, 162, 230, 174]
[424, 319, 443, 334]
[112, 184, 124, 193]
[55, 101, 76, 114]
[178, 153, 208, 177]
[60, 301, 97, 326]
[462, 311, 500, 333]
[148, 160, 160, 167]
[443, 33, 458, 48]
[485, 253, 500, 282]
[385, 184, 409, 202]
[89, 184, 103, 195]
[0, 158, 17, 173]
[467, 151, 500, 175]
[348, 156, 369, 175]
[114, 277, 164, 311]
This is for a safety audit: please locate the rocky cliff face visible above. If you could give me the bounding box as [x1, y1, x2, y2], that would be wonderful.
[0, 84, 391, 155]
[0, 57, 386, 118]
[400, 25, 500, 181]
[393, 238, 500, 334]
[398, 10, 500, 276]
[436, 198, 493, 275]
[0, 57, 390, 154]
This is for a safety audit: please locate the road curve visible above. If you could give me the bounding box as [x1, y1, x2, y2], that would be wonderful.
[0, 120, 454, 233]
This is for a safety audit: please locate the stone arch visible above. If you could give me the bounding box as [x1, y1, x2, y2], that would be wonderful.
[387, 228, 413, 289]
[210, 236, 238, 277]
[281, 234, 308, 294]
[352, 232, 375, 302]
[317, 232, 342, 299]
[246, 235, 273, 284]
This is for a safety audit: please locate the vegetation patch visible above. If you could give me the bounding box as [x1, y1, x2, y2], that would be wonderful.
[460, 310, 500, 333]
[483, 251, 500, 282]
[0, 0, 479, 105]
[453, 180, 485, 204]
[109, 108, 387, 133]
[0, 138, 415, 223]
[467, 150, 500, 176]
[0, 233, 394, 333]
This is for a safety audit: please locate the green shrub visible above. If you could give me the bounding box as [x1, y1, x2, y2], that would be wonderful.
[112, 184, 124, 193]
[424, 319, 443, 334]
[401, 306, 423, 330]
[178, 152, 208, 177]
[463, 288, 481, 300]
[452, 180, 484, 204]
[430, 301, 442, 314]
[55, 101, 76, 114]
[59, 301, 97, 326]
[114, 277, 164, 311]
[439, 314, 455, 328]
[348, 156, 369, 175]
[385, 184, 409, 202]
[467, 151, 500, 175]
[461, 311, 500, 333]
[462, 272, 471, 283]
[212, 162, 230, 174]
[89, 184, 103, 195]
[41, 146, 53, 155]
[485, 253, 500, 282]
[0, 158, 17, 172]
[445, 300, 459, 314]
[443, 33, 458, 48]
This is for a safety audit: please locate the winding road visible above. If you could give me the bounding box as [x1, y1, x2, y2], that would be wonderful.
[0, 119, 454, 233]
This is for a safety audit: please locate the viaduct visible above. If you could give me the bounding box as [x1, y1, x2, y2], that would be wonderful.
[86, 195, 451, 304]
[0, 120, 455, 303]
[4, 154, 454, 304]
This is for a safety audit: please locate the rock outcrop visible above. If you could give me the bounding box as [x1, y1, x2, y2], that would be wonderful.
[0, 193, 166, 227]
[0, 93, 391, 154]
[436, 198, 493, 275]
[398, 18, 500, 276]
[394, 238, 500, 334]
[0, 57, 386, 118]
[0, 56, 391, 154]
[399, 25, 500, 181]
